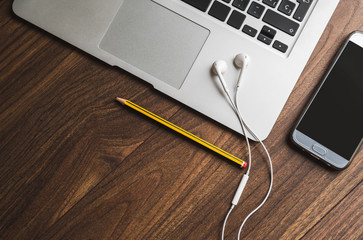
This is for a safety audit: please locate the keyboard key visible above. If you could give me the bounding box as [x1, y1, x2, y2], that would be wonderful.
[181, 0, 213, 12]
[232, 0, 250, 11]
[273, 40, 288, 52]
[248, 2, 265, 19]
[263, 9, 300, 36]
[261, 25, 276, 39]
[293, 0, 313, 22]
[242, 25, 258, 37]
[208, 1, 231, 21]
[258, 25, 276, 45]
[258, 33, 272, 45]
[222, 0, 232, 3]
[262, 0, 279, 8]
[227, 10, 246, 29]
[278, 0, 296, 16]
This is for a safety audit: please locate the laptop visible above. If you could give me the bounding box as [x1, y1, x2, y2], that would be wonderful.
[13, 0, 340, 140]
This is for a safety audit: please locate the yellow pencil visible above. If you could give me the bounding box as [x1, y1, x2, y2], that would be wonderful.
[116, 97, 246, 168]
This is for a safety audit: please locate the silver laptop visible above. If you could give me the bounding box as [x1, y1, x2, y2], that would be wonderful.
[13, 0, 340, 140]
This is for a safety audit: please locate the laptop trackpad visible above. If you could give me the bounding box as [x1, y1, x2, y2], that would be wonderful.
[99, 0, 209, 89]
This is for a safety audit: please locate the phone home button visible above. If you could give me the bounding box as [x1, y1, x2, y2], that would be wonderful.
[312, 144, 327, 156]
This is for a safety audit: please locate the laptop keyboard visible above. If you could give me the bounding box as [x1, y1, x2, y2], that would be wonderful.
[180, 0, 313, 54]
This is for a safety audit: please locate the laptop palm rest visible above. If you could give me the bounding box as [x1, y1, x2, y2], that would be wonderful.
[99, 0, 209, 89]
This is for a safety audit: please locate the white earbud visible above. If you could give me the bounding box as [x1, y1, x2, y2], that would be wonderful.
[212, 60, 230, 94]
[234, 54, 250, 87]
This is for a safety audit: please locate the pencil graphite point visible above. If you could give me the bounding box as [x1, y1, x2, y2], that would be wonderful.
[116, 97, 127, 105]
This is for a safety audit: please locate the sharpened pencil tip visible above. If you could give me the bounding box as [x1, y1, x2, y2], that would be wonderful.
[116, 97, 127, 105]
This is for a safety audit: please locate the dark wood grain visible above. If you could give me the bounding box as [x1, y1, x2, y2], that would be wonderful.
[0, 0, 362, 239]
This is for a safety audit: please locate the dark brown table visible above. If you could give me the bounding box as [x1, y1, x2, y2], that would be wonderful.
[1, 0, 362, 239]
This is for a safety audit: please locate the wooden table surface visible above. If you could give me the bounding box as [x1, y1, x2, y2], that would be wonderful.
[1, 1, 362, 239]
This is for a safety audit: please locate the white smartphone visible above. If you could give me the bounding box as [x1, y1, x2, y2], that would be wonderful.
[291, 31, 363, 170]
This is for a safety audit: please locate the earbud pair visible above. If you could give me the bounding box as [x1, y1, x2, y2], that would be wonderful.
[212, 54, 250, 91]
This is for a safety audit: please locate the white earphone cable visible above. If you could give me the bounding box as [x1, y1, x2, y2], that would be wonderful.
[220, 66, 273, 240]
[221, 204, 235, 240]
[221, 75, 252, 240]
[225, 90, 252, 175]
[234, 88, 273, 240]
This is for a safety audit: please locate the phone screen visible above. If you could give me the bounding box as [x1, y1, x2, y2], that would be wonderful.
[296, 41, 363, 160]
